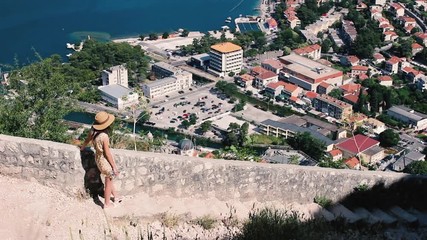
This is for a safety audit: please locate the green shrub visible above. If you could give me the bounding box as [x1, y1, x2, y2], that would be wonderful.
[193, 215, 217, 230]
[314, 196, 332, 208]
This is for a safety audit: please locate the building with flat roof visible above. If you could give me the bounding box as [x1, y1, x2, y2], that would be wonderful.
[259, 119, 336, 151]
[313, 94, 353, 120]
[144, 62, 193, 99]
[102, 65, 128, 88]
[98, 84, 139, 110]
[208, 42, 243, 77]
[142, 77, 188, 99]
[387, 105, 427, 130]
[188, 53, 210, 71]
[279, 54, 343, 92]
[393, 151, 425, 171]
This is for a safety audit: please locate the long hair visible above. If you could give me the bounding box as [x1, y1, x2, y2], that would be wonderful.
[91, 126, 111, 140]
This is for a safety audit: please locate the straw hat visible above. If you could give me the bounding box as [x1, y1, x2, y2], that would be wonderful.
[93, 111, 115, 130]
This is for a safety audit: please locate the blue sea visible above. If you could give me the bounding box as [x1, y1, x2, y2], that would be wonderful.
[0, 0, 259, 65]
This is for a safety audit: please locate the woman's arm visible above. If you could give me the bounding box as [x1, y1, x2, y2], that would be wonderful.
[80, 129, 93, 151]
[102, 135, 119, 175]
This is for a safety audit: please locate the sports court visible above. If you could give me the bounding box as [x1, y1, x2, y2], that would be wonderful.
[237, 22, 261, 33]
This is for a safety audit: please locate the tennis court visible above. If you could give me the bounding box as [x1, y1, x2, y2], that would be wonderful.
[237, 22, 261, 33]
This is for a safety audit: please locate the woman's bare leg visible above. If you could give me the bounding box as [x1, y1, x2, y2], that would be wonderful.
[111, 182, 119, 201]
[104, 176, 113, 208]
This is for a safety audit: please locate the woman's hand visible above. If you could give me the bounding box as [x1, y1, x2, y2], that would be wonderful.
[113, 168, 120, 177]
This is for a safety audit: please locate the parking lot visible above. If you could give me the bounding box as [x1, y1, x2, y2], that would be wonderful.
[150, 87, 235, 129]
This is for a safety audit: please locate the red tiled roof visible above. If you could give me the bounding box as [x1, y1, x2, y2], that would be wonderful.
[239, 73, 255, 82]
[266, 81, 286, 89]
[283, 83, 299, 93]
[390, 2, 403, 10]
[262, 59, 283, 69]
[352, 65, 369, 71]
[343, 94, 359, 104]
[402, 66, 421, 75]
[251, 66, 269, 76]
[400, 16, 416, 22]
[344, 157, 360, 169]
[289, 96, 299, 102]
[258, 71, 277, 80]
[268, 18, 278, 28]
[373, 53, 385, 60]
[358, 74, 369, 80]
[305, 91, 317, 99]
[384, 31, 397, 36]
[329, 149, 342, 157]
[347, 55, 360, 63]
[405, 25, 415, 32]
[340, 83, 361, 93]
[378, 75, 392, 81]
[415, 32, 427, 39]
[412, 43, 424, 49]
[387, 56, 400, 65]
[337, 134, 379, 154]
[293, 44, 321, 55]
[318, 81, 331, 89]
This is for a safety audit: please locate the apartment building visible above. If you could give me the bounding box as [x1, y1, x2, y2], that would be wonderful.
[142, 77, 190, 99]
[279, 54, 343, 92]
[313, 94, 353, 120]
[102, 65, 128, 88]
[261, 59, 284, 74]
[142, 62, 193, 99]
[208, 42, 243, 77]
[341, 20, 358, 45]
[291, 44, 321, 60]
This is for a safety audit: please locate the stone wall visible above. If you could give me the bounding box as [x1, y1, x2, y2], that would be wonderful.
[0, 134, 418, 204]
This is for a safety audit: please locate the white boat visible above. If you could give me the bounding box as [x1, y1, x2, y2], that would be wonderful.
[225, 17, 232, 23]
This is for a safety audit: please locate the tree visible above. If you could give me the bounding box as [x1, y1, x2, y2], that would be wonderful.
[124, 95, 150, 151]
[321, 39, 332, 53]
[328, 89, 342, 99]
[287, 132, 326, 160]
[148, 33, 158, 40]
[189, 113, 198, 125]
[198, 121, 212, 134]
[180, 120, 191, 129]
[404, 161, 427, 175]
[181, 29, 189, 37]
[162, 32, 169, 39]
[139, 34, 145, 41]
[0, 56, 74, 143]
[228, 71, 235, 77]
[378, 129, 400, 147]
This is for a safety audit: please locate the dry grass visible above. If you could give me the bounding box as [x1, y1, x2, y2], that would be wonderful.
[160, 212, 180, 228]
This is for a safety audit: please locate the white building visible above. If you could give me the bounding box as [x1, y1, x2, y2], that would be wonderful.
[208, 42, 243, 77]
[143, 62, 193, 99]
[279, 54, 343, 92]
[142, 76, 192, 99]
[102, 65, 128, 88]
[98, 84, 139, 110]
[387, 106, 427, 130]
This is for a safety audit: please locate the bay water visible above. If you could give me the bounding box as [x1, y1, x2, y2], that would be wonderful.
[0, 0, 259, 65]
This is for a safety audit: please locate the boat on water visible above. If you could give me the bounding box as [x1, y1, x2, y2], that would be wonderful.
[225, 16, 232, 23]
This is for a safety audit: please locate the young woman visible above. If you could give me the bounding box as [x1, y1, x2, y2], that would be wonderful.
[80, 111, 120, 208]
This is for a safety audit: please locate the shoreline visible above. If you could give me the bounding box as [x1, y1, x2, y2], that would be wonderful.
[111, 0, 267, 44]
